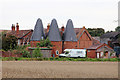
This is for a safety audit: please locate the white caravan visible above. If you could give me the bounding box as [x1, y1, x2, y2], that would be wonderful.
[59, 49, 86, 58]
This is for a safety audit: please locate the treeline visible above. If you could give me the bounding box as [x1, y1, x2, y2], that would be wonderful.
[87, 26, 120, 37]
[87, 28, 105, 37]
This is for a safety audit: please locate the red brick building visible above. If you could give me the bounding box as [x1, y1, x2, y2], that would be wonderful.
[87, 43, 115, 58]
[30, 18, 114, 57]
[8, 23, 33, 45]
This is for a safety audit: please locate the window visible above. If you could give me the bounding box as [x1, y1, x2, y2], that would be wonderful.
[101, 52, 103, 57]
[88, 50, 90, 52]
[65, 51, 69, 54]
[77, 51, 82, 53]
[56, 50, 59, 55]
[41, 36, 43, 40]
[18, 39, 20, 45]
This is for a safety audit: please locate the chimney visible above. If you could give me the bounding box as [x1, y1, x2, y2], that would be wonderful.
[47, 23, 50, 33]
[11, 24, 15, 31]
[83, 26, 85, 28]
[16, 23, 19, 33]
[60, 25, 65, 37]
[61, 25, 64, 32]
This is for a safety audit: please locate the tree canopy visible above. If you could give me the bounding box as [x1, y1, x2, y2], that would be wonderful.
[2, 34, 17, 51]
[87, 28, 105, 37]
[115, 26, 120, 32]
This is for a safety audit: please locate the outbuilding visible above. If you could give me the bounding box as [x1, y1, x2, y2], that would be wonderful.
[87, 43, 115, 58]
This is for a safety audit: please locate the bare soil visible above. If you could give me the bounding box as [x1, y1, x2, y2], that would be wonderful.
[2, 61, 118, 78]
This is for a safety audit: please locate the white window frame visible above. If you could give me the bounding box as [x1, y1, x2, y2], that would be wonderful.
[56, 50, 59, 55]
[18, 39, 20, 45]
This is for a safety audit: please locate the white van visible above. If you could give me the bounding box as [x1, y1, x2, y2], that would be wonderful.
[59, 49, 86, 58]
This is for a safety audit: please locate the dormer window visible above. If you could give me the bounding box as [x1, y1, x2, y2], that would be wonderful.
[41, 36, 43, 40]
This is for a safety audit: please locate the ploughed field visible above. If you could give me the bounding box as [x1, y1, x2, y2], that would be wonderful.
[2, 61, 118, 78]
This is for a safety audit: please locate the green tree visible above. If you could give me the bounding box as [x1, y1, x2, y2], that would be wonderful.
[115, 26, 120, 32]
[87, 28, 105, 37]
[37, 37, 52, 48]
[22, 50, 31, 58]
[32, 47, 42, 58]
[2, 34, 17, 51]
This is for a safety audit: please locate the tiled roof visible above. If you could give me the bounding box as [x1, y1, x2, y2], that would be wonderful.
[76, 27, 93, 40]
[23, 32, 33, 43]
[87, 43, 104, 49]
[64, 19, 77, 41]
[30, 18, 45, 41]
[0, 30, 11, 33]
[87, 43, 113, 50]
[92, 38, 101, 45]
[74, 28, 82, 35]
[48, 19, 62, 41]
[100, 32, 120, 38]
[8, 30, 33, 39]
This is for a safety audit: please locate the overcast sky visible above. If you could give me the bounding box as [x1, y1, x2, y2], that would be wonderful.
[0, 0, 119, 31]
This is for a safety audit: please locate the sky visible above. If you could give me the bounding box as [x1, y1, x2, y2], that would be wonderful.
[0, 0, 119, 32]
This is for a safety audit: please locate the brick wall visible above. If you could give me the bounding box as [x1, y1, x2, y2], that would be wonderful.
[28, 48, 52, 58]
[64, 41, 77, 49]
[77, 31, 93, 49]
[30, 41, 40, 47]
[2, 51, 22, 57]
[87, 49, 96, 58]
[51, 41, 62, 57]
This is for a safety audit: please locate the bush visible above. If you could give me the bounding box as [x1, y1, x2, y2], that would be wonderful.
[76, 58, 86, 61]
[2, 34, 17, 51]
[44, 58, 49, 60]
[49, 57, 54, 61]
[37, 37, 52, 48]
[22, 50, 31, 58]
[32, 47, 42, 58]
[38, 57, 44, 61]
[109, 58, 118, 61]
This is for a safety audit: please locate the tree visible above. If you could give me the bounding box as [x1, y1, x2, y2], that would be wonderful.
[37, 37, 52, 48]
[115, 26, 120, 32]
[32, 47, 42, 58]
[2, 34, 17, 51]
[87, 28, 105, 37]
[22, 50, 31, 58]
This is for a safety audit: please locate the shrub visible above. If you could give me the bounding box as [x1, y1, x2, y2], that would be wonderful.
[22, 50, 31, 58]
[44, 58, 49, 61]
[37, 37, 53, 48]
[109, 58, 118, 61]
[32, 47, 42, 58]
[2, 34, 17, 51]
[38, 57, 44, 61]
[49, 57, 54, 61]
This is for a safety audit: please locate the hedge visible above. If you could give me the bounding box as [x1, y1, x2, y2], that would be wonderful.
[1, 57, 120, 61]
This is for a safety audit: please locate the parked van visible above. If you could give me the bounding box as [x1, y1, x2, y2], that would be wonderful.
[59, 49, 86, 58]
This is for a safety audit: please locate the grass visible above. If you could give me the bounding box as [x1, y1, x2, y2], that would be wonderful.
[1, 57, 120, 61]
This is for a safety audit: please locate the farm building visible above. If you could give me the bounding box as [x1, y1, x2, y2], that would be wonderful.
[8, 23, 33, 45]
[30, 18, 115, 58]
[100, 32, 120, 57]
[87, 43, 115, 58]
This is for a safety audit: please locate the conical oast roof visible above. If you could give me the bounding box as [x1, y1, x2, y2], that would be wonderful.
[48, 19, 62, 41]
[64, 19, 77, 41]
[30, 18, 45, 41]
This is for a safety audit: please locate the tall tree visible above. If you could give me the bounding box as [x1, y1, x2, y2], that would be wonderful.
[115, 26, 120, 32]
[87, 28, 105, 37]
[2, 34, 17, 51]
